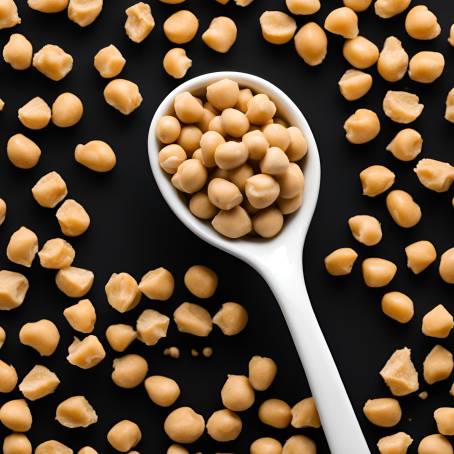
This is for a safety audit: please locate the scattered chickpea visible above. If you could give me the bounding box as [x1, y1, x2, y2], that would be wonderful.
[283, 435, 316, 454]
[163, 48, 192, 79]
[55, 395, 97, 428]
[221, 375, 255, 411]
[386, 190, 421, 228]
[248, 356, 277, 391]
[144, 376, 180, 407]
[291, 397, 321, 428]
[94, 45, 125, 78]
[28, 0, 68, 13]
[0, 360, 18, 392]
[78, 448, 98, 454]
[18, 97, 51, 129]
[212, 302, 248, 335]
[434, 408, 454, 436]
[39, 238, 75, 269]
[405, 240, 436, 274]
[173, 302, 212, 336]
[286, 0, 320, 15]
[3, 433, 32, 454]
[381, 292, 414, 323]
[202, 346, 213, 357]
[338, 69, 373, 101]
[409, 51, 445, 84]
[422, 305, 454, 338]
[67, 335, 106, 369]
[3, 33, 32, 70]
[343, 0, 371, 12]
[386, 128, 422, 162]
[164, 407, 205, 444]
[0, 0, 20, 29]
[206, 409, 242, 442]
[33, 44, 73, 81]
[260, 11, 296, 45]
[440, 247, 454, 284]
[377, 432, 413, 454]
[446, 88, 454, 123]
[348, 215, 382, 246]
[0, 399, 32, 432]
[136, 309, 170, 346]
[108, 420, 142, 452]
[377, 36, 408, 82]
[6, 226, 38, 267]
[19, 364, 60, 400]
[0, 326, 5, 348]
[418, 435, 453, 454]
[343, 36, 379, 69]
[294, 22, 328, 66]
[167, 445, 188, 454]
[56, 199, 90, 237]
[112, 354, 148, 388]
[33, 173, 67, 211]
[125, 2, 155, 43]
[51, 92, 83, 128]
[56, 266, 94, 297]
[324, 7, 359, 39]
[383, 90, 424, 124]
[184, 265, 218, 298]
[35, 441, 72, 454]
[68, 0, 103, 27]
[164, 10, 198, 44]
[344, 108, 381, 144]
[19, 319, 60, 356]
[405, 5, 441, 40]
[415, 159, 454, 193]
[0, 270, 29, 310]
[139, 267, 174, 301]
[374, 0, 411, 18]
[106, 324, 136, 352]
[105, 272, 141, 313]
[75, 139, 116, 172]
[250, 438, 282, 454]
[104, 79, 143, 115]
[423, 343, 453, 384]
[360, 165, 395, 197]
[363, 398, 401, 427]
[63, 298, 96, 333]
[0, 198, 6, 225]
[202, 16, 237, 53]
[362, 257, 397, 287]
[324, 247, 358, 276]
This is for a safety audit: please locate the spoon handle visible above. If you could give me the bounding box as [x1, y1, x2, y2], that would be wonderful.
[259, 262, 370, 454]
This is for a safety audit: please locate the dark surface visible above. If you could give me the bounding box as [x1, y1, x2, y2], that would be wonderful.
[0, 0, 453, 452]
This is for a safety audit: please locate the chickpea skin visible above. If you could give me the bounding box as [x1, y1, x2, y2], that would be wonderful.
[409, 51, 445, 84]
[260, 11, 297, 45]
[221, 375, 255, 411]
[0, 360, 18, 392]
[202, 16, 237, 53]
[386, 128, 422, 161]
[348, 215, 382, 246]
[381, 292, 414, 323]
[405, 241, 436, 274]
[377, 36, 408, 82]
[75, 140, 116, 172]
[68, 0, 103, 27]
[18, 97, 51, 130]
[108, 420, 142, 452]
[363, 398, 402, 427]
[6, 226, 38, 267]
[418, 435, 453, 454]
[163, 48, 192, 79]
[3, 33, 32, 70]
[3, 433, 32, 454]
[207, 409, 242, 442]
[164, 407, 205, 444]
[324, 247, 358, 276]
[56, 199, 90, 237]
[386, 190, 421, 228]
[343, 36, 379, 69]
[338, 69, 373, 101]
[32, 171, 67, 208]
[0, 399, 32, 432]
[125, 2, 155, 43]
[0, 0, 21, 29]
[52, 92, 83, 127]
[435, 408, 454, 436]
[248, 356, 277, 391]
[377, 432, 413, 454]
[28, 0, 68, 13]
[362, 258, 397, 287]
[94, 44, 126, 78]
[250, 438, 282, 454]
[104, 79, 142, 115]
[164, 10, 198, 44]
[294, 22, 328, 66]
[105, 324, 136, 352]
[344, 109, 380, 144]
[324, 7, 359, 39]
[0, 270, 29, 310]
[33, 44, 73, 81]
[145, 376, 180, 407]
[405, 5, 441, 40]
[19, 319, 60, 356]
[112, 354, 148, 388]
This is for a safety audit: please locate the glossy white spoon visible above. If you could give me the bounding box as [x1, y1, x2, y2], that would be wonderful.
[148, 71, 370, 454]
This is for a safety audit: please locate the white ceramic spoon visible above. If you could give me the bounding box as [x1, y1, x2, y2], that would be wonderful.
[148, 71, 370, 454]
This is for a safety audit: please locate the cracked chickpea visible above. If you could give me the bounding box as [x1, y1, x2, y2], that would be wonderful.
[377, 432, 413, 454]
[0, 0, 20, 29]
[145, 376, 180, 407]
[386, 190, 421, 228]
[360, 165, 395, 197]
[33, 44, 73, 81]
[324, 7, 359, 39]
[56, 396, 97, 428]
[0, 399, 32, 432]
[164, 10, 198, 44]
[415, 158, 454, 193]
[7, 226, 38, 267]
[18, 97, 51, 130]
[137, 309, 170, 345]
[221, 375, 255, 411]
[381, 292, 414, 323]
[362, 258, 397, 287]
[94, 45, 125, 78]
[104, 79, 143, 115]
[409, 51, 445, 84]
[32, 171, 67, 208]
[405, 5, 440, 40]
[164, 407, 205, 444]
[423, 345, 453, 383]
[248, 356, 277, 391]
[163, 48, 192, 79]
[343, 36, 379, 69]
[19, 319, 60, 356]
[174, 302, 212, 336]
[213, 302, 248, 335]
[383, 90, 423, 124]
[63, 299, 96, 333]
[377, 36, 408, 82]
[3, 433, 32, 454]
[324, 247, 358, 276]
[344, 109, 380, 144]
[363, 398, 402, 427]
[0, 270, 29, 310]
[405, 241, 436, 274]
[348, 215, 382, 246]
[112, 354, 148, 388]
[75, 140, 117, 172]
[67, 335, 106, 369]
[106, 324, 136, 352]
[68, 0, 103, 27]
[203, 16, 237, 53]
[56, 199, 90, 236]
[3, 33, 32, 70]
[294, 22, 328, 66]
[386, 128, 422, 161]
[28, 0, 67, 13]
[108, 420, 142, 451]
[52, 92, 83, 128]
[260, 11, 296, 45]
[125, 2, 154, 43]
[338, 70, 373, 101]
[56, 266, 94, 297]
[251, 438, 282, 454]
[105, 272, 140, 313]
[207, 409, 242, 442]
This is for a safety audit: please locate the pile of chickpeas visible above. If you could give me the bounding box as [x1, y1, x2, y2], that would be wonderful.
[156, 78, 308, 239]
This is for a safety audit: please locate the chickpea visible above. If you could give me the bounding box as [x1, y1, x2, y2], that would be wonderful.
[0, 326, 4, 349]
[405, 240, 436, 274]
[28, 0, 67, 12]
[375, 0, 410, 18]
[221, 108, 249, 138]
[189, 192, 218, 220]
[164, 407, 205, 444]
[177, 126, 203, 155]
[55, 266, 94, 297]
[409, 51, 445, 84]
[63, 299, 96, 333]
[202, 16, 237, 53]
[246, 94, 276, 126]
[377, 432, 413, 454]
[136, 309, 170, 346]
[245, 174, 280, 209]
[229, 163, 254, 192]
[56, 396, 97, 428]
[67, 335, 106, 369]
[167, 445, 188, 454]
[294, 22, 328, 66]
[104, 79, 143, 115]
[6, 226, 38, 267]
[139, 267, 174, 301]
[112, 354, 148, 388]
[426, 358, 448, 391]
[241, 131, 268, 162]
[0, 270, 29, 310]
[34, 174, 67, 211]
[56, 199, 90, 237]
[19, 319, 59, 356]
[258, 398, 291, 429]
[446, 88, 454, 124]
[75, 139, 117, 172]
[51, 92, 83, 128]
[260, 147, 290, 176]
[348, 215, 382, 246]
[39, 238, 75, 269]
[286, 0, 320, 15]
[250, 438, 282, 454]
[106, 324, 136, 352]
[344, 108, 380, 144]
[3, 33, 32, 70]
[105, 272, 141, 313]
[283, 435, 316, 454]
[213, 302, 248, 335]
[19, 364, 60, 400]
[145, 376, 180, 407]
[221, 375, 255, 411]
[360, 165, 395, 197]
[206, 79, 239, 110]
[422, 305, 454, 338]
[198, 107, 216, 133]
[199, 131, 224, 167]
[173, 302, 212, 336]
[287, 126, 308, 161]
[405, 5, 440, 40]
[207, 409, 242, 442]
[324, 247, 358, 276]
[172, 159, 207, 193]
[380, 347, 419, 396]
[18, 97, 51, 129]
[260, 11, 296, 45]
[164, 10, 198, 44]
[344, 36, 379, 69]
[362, 257, 397, 287]
[94, 44, 125, 78]
[3, 433, 32, 454]
[419, 435, 453, 454]
[68, 0, 103, 27]
[338, 69, 373, 101]
[415, 158, 454, 193]
[248, 356, 277, 391]
[35, 441, 72, 454]
[386, 190, 421, 228]
[377, 36, 408, 82]
[157, 116, 181, 145]
[291, 397, 320, 429]
[159, 144, 187, 175]
[324, 7, 359, 39]
[108, 420, 142, 451]
[212, 206, 252, 238]
[383, 90, 424, 124]
[174, 92, 203, 124]
[33, 44, 73, 81]
[381, 292, 414, 323]
[214, 141, 248, 170]
[363, 398, 401, 427]
[0, 0, 20, 29]
[0, 360, 17, 392]
[163, 48, 192, 79]
[435, 408, 454, 436]
[207, 178, 242, 210]
[125, 2, 155, 43]
[0, 399, 32, 432]
[0, 198, 6, 225]
[344, 0, 371, 12]
[440, 247, 454, 283]
[386, 128, 422, 161]
[253, 207, 284, 238]
[263, 124, 290, 151]
[78, 448, 98, 454]
[236, 88, 253, 113]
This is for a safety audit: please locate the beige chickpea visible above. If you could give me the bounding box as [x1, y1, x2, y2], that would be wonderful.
[415, 158, 454, 193]
[435, 408, 454, 436]
[19, 364, 60, 400]
[78, 448, 98, 454]
[363, 398, 401, 427]
[171, 159, 207, 193]
[324, 7, 359, 39]
[228, 163, 254, 192]
[35, 441, 72, 454]
[200, 131, 225, 167]
[174, 92, 203, 124]
[0, 360, 17, 392]
[405, 5, 440, 40]
[236, 89, 253, 113]
[106, 324, 136, 352]
[362, 258, 397, 287]
[3, 33, 32, 70]
[381, 292, 414, 323]
[125, 2, 155, 43]
[418, 435, 453, 454]
[0, 270, 29, 310]
[177, 125, 202, 155]
[159, 144, 187, 175]
[0, 198, 6, 225]
[287, 126, 307, 161]
[28, 0, 67, 13]
[324, 247, 358, 276]
[294, 22, 328, 66]
[167, 445, 188, 454]
[64, 299, 96, 333]
[405, 240, 436, 274]
[208, 178, 242, 210]
[344, 0, 371, 12]
[0, 399, 32, 432]
[189, 192, 218, 220]
[214, 141, 248, 170]
[94, 44, 125, 78]
[250, 438, 282, 454]
[291, 397, 320, 428]
[163, 48, 191, 79]
[409, 51, 445, 84]
[56, 396, 97, 428]
[338, 69, 373, 101]
[245, 174, 280, 209]
[56, 266, 94, 297]
[343, 36, 379, 69]
[375, 0, 411, 18]
[139, 267, 174, 301]
[18, 97, 51, 129]
[173, 302, 212, 336]
[252, 208, 284, 238]
[33, 44, 73, 81]
[157, 116, 181, 145]
[145, 376, 180, 407]
[383, 90, 424, 124]
[450, 25, 454, 47]
[202, 16, 237, 53]
[422, 305, 454, 338]
[360, 165, 395, 197]
[19, 319, 59, 356]
[377, 432, 413, 454]
[386, 190, 421, 228]
[246, 94, 276, 125]
[260, 147, 289, 176]
[380, 347, 419, 396]
[67, 335, 105, 369]
[108, 420, 142, 452]
[260, 11, 296, 45]
[0, 326, 5, 348]
[286, 0, 320, 14]
[344, 108, 380, 144]
[212, 206, 252, 238]
[207, 409, 242, 442]
[198, 108, 216, 133]
[221, 375, 255, 411]
[242, 130, 269, 161]
[283, 435, 316, 454]
[386, 128, 422, 162]
[164, 407, 205, 444]
[56, 199, 90, 237]
[7, 226, 38, 267]
[259, 399, 291, 429]
[377, 36, 408, 82]
[51, 92, 83, 128]
[440, 247, 454, 283]
[39, 238, 75, 269]
[104, 79, 142, 115]
[348, 215, 382, 246]
[445, 88, 454, 123]
[136, 309, 170, 346]
[263, 123, 290, 151]
[112, 354, 148, 389]
[207, 79, 239, 110]
[3, 433, 32, 454]
[75, 140, 116, 172]
[68, 0, 102, 27]
[221, 108, 249, 138]
[213, 302, 248, 335]
[105, 272, 141, 313]
[0, 0, 20, 29]
[423, 345, 454, 385]
[32, 171, 67, 209]
[164, 10, 198, 44]
[248, 356, 277, 391]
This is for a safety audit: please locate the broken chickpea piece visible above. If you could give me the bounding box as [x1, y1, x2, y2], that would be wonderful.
[104, 78, 143, 115]
[405, 240, 436, 274]
[213, 302, 248, 335]
[63, 299, 96, 333]
[32, 171, 67, 209]
[7, 226, 38, 267]
[324, 248, 358, 276]
[422, 305, 454, 338]
[377, 36, 408, 82]
[56, 266, 94, 298]
[174, 302, 212, 336]
[423, 345, 453, 385]
[19, 319, 60, 356]
[348, 215, 382, 246]
[136, 309, 170, 346]
[105, 324, 136, 352]
[56, 396, 97, 428]
[19, 365, 60, 400]
[33, 44, 73, 81]
[291, 397, 320, 428]
[139, 267, 175, 301]
[39, 238, 75, 269]
[56, 199, 90, 237]
[0, 270, 29, 310]
[105, 272, 141, 313]
[360, 165, 395, 197]
[344, 109, 380, 144]
[67, 335, 105, 369]
[125, 2, 154, 43]
[383, 90, 424, 124]
[68, 0, 103, 27]
[415, 159, 454, 193]
[163, 48, 192, 79]
[363, 398, 401, 427]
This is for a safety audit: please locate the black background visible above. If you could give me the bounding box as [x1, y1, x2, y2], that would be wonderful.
[0, 0, 453, 452]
